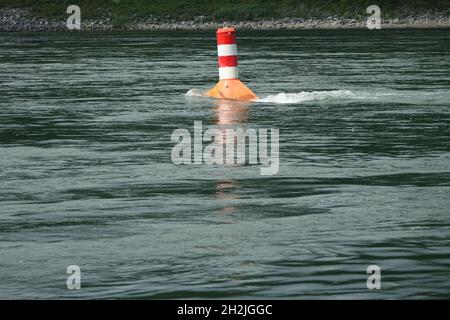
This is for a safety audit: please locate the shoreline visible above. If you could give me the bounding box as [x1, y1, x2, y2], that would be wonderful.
[1, 8, 450, 32]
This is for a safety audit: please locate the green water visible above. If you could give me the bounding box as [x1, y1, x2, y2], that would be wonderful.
[0, 29, 449, 299]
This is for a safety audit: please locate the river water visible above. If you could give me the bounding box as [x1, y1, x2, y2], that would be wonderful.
[0, 29, 449, 299]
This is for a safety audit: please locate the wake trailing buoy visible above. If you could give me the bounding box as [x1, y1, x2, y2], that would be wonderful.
[206, 27, 258, 102]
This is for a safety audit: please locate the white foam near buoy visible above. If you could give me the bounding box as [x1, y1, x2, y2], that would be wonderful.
[256, 90, 355, 104]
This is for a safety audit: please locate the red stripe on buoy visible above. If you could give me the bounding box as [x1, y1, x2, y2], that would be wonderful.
[217, 27, 236, 45]
[218, 55, 238, 68]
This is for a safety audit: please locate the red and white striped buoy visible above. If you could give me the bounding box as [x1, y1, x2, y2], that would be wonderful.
[207, 27, 257, 101]
[217, 27, 239, 80]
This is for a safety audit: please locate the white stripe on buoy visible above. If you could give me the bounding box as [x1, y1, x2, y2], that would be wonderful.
[219, 67, 239, 80]
[217, 44, 238, 57]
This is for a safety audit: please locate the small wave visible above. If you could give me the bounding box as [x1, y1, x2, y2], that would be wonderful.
[185, 89, 206, 97]
[185, 89, 356, 104]
[257, 90, 355, 104]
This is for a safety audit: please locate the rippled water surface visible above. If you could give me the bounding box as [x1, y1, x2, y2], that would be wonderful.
[1, 30, 450, 299]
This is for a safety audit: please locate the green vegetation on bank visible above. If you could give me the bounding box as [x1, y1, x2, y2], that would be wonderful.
[1, 0, 449, 21]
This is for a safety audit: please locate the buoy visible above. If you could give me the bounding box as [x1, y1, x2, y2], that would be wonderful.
[206, 27, 258, 102]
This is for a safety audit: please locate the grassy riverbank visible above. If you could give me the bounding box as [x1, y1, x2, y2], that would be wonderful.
[1, 1, 449, 31]
[1, 0, 450, 21]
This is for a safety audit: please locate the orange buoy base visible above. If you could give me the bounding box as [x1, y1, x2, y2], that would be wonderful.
[206, 79, 257, 102]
